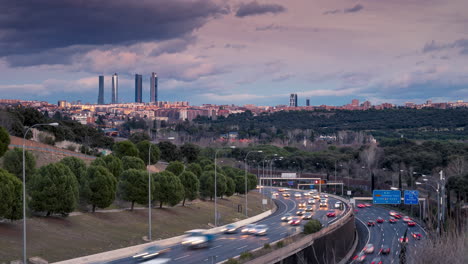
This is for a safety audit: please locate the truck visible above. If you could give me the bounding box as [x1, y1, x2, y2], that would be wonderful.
[181, 229, 215, 249]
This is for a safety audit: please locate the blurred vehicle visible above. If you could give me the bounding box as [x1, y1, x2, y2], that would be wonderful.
[312, 195, 320, 199]
[272, 192, 278, 196]
[376, 217, 384, 223]
[399, 236, 409, 243]
[357, 204, 366, 208]
[367, 220, 375, 226]
[307, 199, 315, 204]
[288, 217, 302, 226]
[334, 201, 343, 209]
[253, 224, 268, 236]
[298, 202, 307, 208]
[282, 192, 290, 197]
[221, 224, 238, 234]
[181, 229, 215, 248]
[326, 210, 336, 217]
[320, 201, 327, 207]
[364, 203, 372, 207]
[408, 221, 416, 227]
[353, 252, 366, 263]
[281, 213, 293, 222]
[389, 217, 397, 223]
[380, 245, 391, 255]
[402, 216, 411, 222]
[302, 212, 313, 220]
[278, 188, 285, 192]
[296, 210, 305, 216]
[370, 257, 382, 264]
[305, 206, 313, 212]
[363, 243, 374, 254]
[389, 211, 397, 216]
[241, 224, 256, 234]
[294, 192, 302, 198]
[303, 192, 310, 197]
[132, 245, 170, 261]
[412, 232, 422, 240]
[393, 213, 402, 219]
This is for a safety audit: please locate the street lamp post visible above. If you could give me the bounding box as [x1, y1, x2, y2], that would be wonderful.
[244, 150, 263, 217]
[416, 181, 440, 234]
[214, 146, 235, 226]
[148, 142, 153, 241]
[23, 122, 59, 264]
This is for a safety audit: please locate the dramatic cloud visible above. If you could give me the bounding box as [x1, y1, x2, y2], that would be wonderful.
[236, 1, 286, 17]
[0, 0, 228, 63]
[344, 4, 364, 13]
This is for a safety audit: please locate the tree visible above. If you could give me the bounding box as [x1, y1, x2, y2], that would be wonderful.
[91, 155, 123, 179]
[178, 171, 199, 206]
[303, 219, 322, 234]
[225, 177, 235, 197]
[0, 126, 10, 157]
[113, 140, 139, 158]
[136, 140, 160, 165]
[118, 169, 152, 210]
[153, 171, 184, 208]
[234, 175, 245, 194]
[29, 163, 79, 216]
[2, 148, 36, 180]
[158, 141, 181, 162]
[166, 161, 185, 176]
[122, 156, 146, 171]
[60, 156, 87, 202]
[199, 171, 227, 199]
[0, 169, 22, 220]
[129, 132, 151, 144]
[180, 143, 201, 163]
[186, 163, 202, 178]
[83, 165, 117, 212]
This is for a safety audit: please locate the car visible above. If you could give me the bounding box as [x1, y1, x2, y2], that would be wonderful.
[241, 224, 256, 234]
[296, 210, 305, 216]
[334, 201, 343, 209]
[302, 212, 313, 220]
[357, 204, 366, 208]
[253, 224, 268, 236]
[272, 192, 278, 196]
[389, 211, 397, 216]
[320, 201, 327, 207]
[408, 221, 416, 227]
[281, 213, 293, 222]
[326, 210, 336, 217]
[282, 192, 290, 197]
[402, 216, 411, 222]
[222, 224, 238, 234]
[376, 217, 384, 223]
[394, 213, 402, 219]
[305, 206, 313, 212]
[353, 252, 366, 263]
[370, 257, 383, 264]
[278, 188, 285, 192]
[364, 203, 372, 207]
[294, 192, 302, 198]
[288, 217, 302, 226]
[132, 245, 170, 261]
[380, 245, 391, 255]
[298, 202, 307, 208]
[313, 195, 320, 199]
[367, 220, 376, 226]
[389, 217, 398, 223]
[399, 236, 409, 243]
[181, 229, 215, 248]
[303, 192, 310, 197]
[363, 243, 375, 254]
[412, 232, 422, 240]
[308, 199, 315, 204]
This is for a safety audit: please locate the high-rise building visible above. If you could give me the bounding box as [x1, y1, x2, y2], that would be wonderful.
[306, 98, 310, 106]
[135, 74, 142, 103]
[289, 93, 298, 107]
[150, 72, 158, 103]
[98, 75, 104, 104]
[112, 73, 118, 104]
[351, 99, 359, 106]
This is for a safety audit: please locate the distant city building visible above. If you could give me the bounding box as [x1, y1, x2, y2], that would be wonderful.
[135, 74, 142, 103]
[58, 100, 71, 108]
[362, 100, 371, 109]
[306, 98, 310, 107]
[111, 73, 118, 104]
[289, 93, 298, 107]
[351, 99, 359, 106]
[150, 72, 158, 103]
[98, 75, 104, 104]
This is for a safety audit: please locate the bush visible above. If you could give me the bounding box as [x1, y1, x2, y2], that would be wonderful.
[303, 219, 322, 234]
[66, 144, 76, 152]
[39, 134, 55, 145]
[263, 243, 271, 249]
[239, 251, 253, 260]
[224, 259, 239, 264]
[276, 241, 284, 248]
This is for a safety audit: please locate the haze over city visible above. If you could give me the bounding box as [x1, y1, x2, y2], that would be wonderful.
[1, 0, 467, 105]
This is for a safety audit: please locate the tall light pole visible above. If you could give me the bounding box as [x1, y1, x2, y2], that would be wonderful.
[148, 142, 153, 241]
[214, 146, 235, 226]
[416, 181, 440, 234]
[23, 122, 59, 264]
[244, 150, 263, 217]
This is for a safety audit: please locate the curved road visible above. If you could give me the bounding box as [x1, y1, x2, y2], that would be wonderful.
[351, 204, 426, 264]
[108, 188, 348, 264]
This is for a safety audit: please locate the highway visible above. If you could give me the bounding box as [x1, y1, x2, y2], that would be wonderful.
[107, 188, 348, 264]
[351, 203, 427, 264]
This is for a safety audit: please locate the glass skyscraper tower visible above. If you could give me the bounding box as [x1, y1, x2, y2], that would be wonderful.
[150, 72, 158, 103]
[135, 74, 142, 103]
[98, 75, 104, 104]
[112, 73, 118, 104]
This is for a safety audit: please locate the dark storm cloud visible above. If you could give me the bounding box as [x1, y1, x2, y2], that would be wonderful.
[423, 39, 468, 55]
[0, 0, 229, 63]
[344, 4, 364, 13]
[235, 1, 286, 17]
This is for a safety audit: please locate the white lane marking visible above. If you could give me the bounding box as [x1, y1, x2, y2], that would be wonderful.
[280, 232, 287, 236]
[174, 255, 190, 261]
[237, 245, 248, 250]
[210, 245, 222, 250]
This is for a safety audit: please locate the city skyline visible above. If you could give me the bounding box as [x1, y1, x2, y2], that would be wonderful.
[0, 1, 467, 106]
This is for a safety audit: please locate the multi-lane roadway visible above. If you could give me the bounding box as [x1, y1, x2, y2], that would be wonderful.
[108, 188, 348, 264]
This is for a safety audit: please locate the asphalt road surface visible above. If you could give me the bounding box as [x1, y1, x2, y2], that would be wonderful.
[107, 188, 348, 264]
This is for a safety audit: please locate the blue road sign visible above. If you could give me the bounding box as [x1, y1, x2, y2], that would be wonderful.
[310, 184, 315, 189]
[373, 190, 401, 204]
[404, 190, 419, 205]
[287, 181, 294, 186]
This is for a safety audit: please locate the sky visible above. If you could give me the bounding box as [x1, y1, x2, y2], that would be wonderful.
[0, 0, 467, 106]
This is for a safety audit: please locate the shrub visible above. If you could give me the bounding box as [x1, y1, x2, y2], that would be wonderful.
[239, 251, 253, 260]
[303, 219, 323, 234]
[225, 259, 239, 264]
[276, 241, 284, 248]
[263, 243, 271, 249]
[66, 145, 76, 151]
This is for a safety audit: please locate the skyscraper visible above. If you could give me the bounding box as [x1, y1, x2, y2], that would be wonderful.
[135, 74, 142, 103]
[112, 73, 118, 104]
[289, 93, 298, 107]
[98, 75, 104, 104]
[150, 72, 158, 103]
[306, 98, 310, 107]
